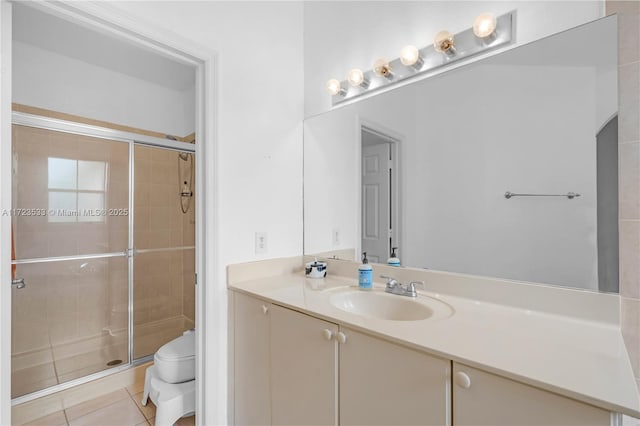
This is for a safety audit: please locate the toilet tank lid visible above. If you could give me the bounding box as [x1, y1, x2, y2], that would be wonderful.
[157, 332, 195, 360]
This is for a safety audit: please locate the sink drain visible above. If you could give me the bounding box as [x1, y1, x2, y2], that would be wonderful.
[106, 359, 123, 366]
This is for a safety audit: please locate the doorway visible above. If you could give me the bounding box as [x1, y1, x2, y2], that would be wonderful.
[1, 1, 216, 422]
[360, 127, 400, 264]
[10, 114, 197, 400]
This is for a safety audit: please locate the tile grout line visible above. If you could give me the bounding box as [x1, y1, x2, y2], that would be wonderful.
[62, 409, 70, 426]
[64, 391, 130, 424]
[130, 391, 148, 420]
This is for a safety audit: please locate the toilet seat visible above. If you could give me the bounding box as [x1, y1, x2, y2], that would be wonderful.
[154, 332, 195, 384]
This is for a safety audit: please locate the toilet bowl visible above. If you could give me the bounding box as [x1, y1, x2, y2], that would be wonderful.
[154, 331, 195, 384]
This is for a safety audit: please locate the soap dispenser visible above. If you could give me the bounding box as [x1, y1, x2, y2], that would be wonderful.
[358, 252, 373, 290]
[387, 247, 400, 267]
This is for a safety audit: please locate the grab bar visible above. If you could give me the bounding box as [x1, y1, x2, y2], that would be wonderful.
[504, 191, 581, 200]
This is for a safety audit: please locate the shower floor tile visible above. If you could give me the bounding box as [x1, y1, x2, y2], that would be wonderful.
[11, 362, 58, 397]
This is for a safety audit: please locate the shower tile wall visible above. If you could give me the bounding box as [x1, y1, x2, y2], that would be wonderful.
[133, 145, 195, 359]
[182, 170, 196, 323]
[606, 1, 640, 387]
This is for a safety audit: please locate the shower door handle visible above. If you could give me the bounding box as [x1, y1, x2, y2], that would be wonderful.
[11, 278, 25, 289]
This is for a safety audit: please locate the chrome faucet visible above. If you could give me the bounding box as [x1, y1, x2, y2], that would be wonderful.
[380, 275, 424, 298]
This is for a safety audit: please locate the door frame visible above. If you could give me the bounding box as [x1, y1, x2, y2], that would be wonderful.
[0, 2, 221, 424]
[356, 117, 403, 263]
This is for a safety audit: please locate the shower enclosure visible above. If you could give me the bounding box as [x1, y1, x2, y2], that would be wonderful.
[10, 113, 196, 400]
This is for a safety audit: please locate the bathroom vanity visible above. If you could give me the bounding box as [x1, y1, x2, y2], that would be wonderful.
[228, 258, 639, 426]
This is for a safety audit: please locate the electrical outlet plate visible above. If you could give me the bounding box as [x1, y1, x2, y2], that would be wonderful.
[255, 232, 267, 254]
[332, 228, 340, 246]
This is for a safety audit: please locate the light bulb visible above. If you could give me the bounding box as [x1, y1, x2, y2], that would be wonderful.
[373, 58, 392, 78]
[347, 68, 365, 87]
[433, 30, 455, 54]
[400, 45, 420, 66]
[326, 78, 344, 96]
[473, 13, 497, 38]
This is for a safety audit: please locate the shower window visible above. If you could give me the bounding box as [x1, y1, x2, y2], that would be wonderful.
[47, 157, 107, 223]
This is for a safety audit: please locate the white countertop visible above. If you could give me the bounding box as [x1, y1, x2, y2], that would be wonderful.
[229, 272, 640, 418]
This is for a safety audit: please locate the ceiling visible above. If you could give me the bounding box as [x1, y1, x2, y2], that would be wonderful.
[12, 3, 196, 91]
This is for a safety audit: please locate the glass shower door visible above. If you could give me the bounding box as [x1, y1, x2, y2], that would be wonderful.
[11, 124, 130, 398]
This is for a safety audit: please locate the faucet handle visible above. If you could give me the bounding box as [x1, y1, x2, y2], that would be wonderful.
[380, 275, 399, 288]
[407, 281, 424, 296]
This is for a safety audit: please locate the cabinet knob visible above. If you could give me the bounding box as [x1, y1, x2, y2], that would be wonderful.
[261, 305, 269, 315]
[322, 329, 334, 341]
[336, 332, 347, 344]
[454, 371, 472, 389]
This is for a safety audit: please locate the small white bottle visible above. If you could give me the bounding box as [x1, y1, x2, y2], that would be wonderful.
[387, 247, 400, 267]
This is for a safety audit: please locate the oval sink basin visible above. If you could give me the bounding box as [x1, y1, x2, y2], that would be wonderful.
[328, 289, 453, 321]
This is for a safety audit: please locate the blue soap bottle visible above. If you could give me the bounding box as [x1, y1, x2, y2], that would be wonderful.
[358, 252, 373, 290]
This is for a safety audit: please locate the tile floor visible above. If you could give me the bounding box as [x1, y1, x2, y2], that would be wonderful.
[19, 381, 195, 426]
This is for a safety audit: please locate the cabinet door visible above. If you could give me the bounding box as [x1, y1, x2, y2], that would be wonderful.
[233, 292, 271, 425]
[453, 363, 611, 426]
[270, 304, 339, 426]
[339, 327, 451, 426]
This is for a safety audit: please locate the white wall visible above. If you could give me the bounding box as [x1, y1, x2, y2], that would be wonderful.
[12, 41, 194, 137]
[16, 0, 305, 268]
[304, 1, 603, 117]
[103, 1, 305, 268]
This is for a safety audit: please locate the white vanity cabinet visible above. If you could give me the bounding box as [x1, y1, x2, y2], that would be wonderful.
[233, 292, 450, 425]
[232, 291, 615, 426]
[232, 292, 271, 426]
[339, 326, 450, 426]
[452, 363, 612, 426]
[270, 304, 339, 425]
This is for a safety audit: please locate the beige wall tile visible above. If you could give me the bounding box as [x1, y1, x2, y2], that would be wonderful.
[620, 62, 640, 143]
[611, 0, 640, 381]
[151, 161, 174, 185]
[147, 231, 172, 249]
[607, 0, 640, 16]
[620, 220, 640, 299]
[619, 14, 640, 65]
[618, 142, 638, 221]
[135, 181, 151, 207]
[623, 297, 640, 379]
[149, 183, 174, 207]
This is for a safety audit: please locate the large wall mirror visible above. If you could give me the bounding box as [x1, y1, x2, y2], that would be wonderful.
[303, 16, 618, 293]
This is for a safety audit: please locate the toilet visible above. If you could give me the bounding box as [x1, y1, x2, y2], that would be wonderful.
[142, 330, 196, 426]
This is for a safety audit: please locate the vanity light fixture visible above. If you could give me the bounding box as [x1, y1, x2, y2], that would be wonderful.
[433, 30, 456, 56]
[473, 12, 498, 40]
[347, 68, 369, 88]
[327, 10, 515, 105]
[373, 58, 394, 79]
[399, 45, 423, 69]
[326, 78, 346, 96]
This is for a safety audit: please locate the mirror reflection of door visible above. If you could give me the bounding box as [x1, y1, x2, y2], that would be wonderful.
[361, 127, 398, 264]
